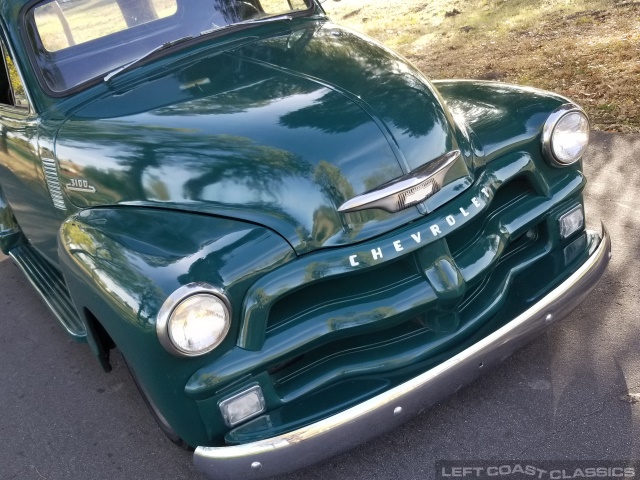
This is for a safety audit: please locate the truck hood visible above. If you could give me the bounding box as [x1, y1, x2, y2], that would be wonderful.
[55, 21, 467, 254]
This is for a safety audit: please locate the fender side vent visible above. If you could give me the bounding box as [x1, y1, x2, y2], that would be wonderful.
[42, 158, 66, 210]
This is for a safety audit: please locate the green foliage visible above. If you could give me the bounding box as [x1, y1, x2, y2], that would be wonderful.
[4, 55, 24, 96]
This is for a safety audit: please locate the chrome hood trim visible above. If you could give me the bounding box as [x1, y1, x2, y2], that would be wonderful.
[338, 150, 460, 213]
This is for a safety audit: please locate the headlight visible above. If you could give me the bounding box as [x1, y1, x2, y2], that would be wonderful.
[542, 104, 590, 166]
[156, 283, 231, 357]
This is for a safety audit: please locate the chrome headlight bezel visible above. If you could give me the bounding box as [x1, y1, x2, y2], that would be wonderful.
[156, 283, 232, 358]
[542, 104, 590, 167]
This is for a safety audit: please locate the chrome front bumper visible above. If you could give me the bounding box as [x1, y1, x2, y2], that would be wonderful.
[194, 225, 611, 480]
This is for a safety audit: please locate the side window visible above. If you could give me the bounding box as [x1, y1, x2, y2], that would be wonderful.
[0, 39, 29, 109]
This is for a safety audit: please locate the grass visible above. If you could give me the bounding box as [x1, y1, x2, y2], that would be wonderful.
[35, 0, 177, 52]
[34, 0, 307, 52]
[324, 0, 640, 133]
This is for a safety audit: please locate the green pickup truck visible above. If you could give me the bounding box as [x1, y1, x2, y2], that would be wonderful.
[0, 0, 610, 478]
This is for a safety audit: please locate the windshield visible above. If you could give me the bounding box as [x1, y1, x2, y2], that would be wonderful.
[26, 0, 315, 94]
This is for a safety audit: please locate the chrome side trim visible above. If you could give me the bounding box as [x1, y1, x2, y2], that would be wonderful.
[41, 158, 67, 210]
[337, 150, 460, 213]
[194, 225, 611, 480]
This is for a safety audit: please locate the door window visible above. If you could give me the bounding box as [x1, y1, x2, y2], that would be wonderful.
[0, 40, 30, 109]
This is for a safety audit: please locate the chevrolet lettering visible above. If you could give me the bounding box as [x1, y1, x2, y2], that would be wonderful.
[348, 187, 491, 267]
[0, 0, 610, 479]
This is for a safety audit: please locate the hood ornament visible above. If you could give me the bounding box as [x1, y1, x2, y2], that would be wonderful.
[338, 150, 460, 214]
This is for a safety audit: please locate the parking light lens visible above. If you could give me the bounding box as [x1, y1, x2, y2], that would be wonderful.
[219, 385, 266, 427]
[559, 205, 585, 240]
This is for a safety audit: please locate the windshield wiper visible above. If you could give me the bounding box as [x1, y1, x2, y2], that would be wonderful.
[104, 14, 293, 83]
[104, 35, 194, 82]
[200, 14, 293, 36]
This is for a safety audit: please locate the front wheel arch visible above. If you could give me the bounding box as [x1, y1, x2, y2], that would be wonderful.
[57, 206, 295, 447]
[83, 308, 115, 372]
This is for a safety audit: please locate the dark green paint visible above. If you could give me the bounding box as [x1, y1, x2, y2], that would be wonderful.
[53, 21, 475, 255]
[0, 183, 23, 252]
[58, 207, 294, 446]
[186, 152, 585, 397]
[0, 0, 595, 450]
[434, 80, 571, 164]
[0, 105, 65, 262]
[223, 232, 597, 445]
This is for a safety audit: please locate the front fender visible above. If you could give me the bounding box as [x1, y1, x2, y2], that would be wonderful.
[433, 80, 571, 163]
[58, 206, 295, 447]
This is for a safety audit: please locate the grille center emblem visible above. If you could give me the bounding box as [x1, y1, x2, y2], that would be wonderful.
[400, 179, 437, 209]
[338, 150, 460, 214]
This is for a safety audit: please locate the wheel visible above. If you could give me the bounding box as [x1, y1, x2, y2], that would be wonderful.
[121, 352, 192, 450]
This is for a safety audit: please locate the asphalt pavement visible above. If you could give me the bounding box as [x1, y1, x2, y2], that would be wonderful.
[1, 131, 639, 480]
